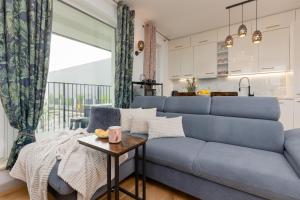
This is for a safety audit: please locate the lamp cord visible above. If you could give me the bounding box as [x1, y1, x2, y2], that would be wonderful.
[256, 0, 258, 30]
[228, 9, 231, 34]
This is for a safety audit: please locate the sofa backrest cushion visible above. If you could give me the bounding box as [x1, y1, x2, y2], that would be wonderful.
[163, 96, 210, 114]
[211, 116, 284, 153]
[210, 96, 284, 153]
[131, 96, 167, 112]
[211, 96, 280, 120]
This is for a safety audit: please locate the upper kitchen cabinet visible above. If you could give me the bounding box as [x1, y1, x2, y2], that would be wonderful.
[168, 50, 181, 78]
[228, 34, 258, 75]
[258, 11, 295, 32]
[181, 47, 194, 76]
[293, 21, 300, 96]
[168, 47, 194, 78]
[169, 37, 191, 51]
[258, 28, 290, 72]
[191, 30, 217, 46]
[194, 43, 217, 78]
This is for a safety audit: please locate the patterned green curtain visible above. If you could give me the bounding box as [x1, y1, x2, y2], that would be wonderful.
[115, 2, 134, 108]
[0, 0, 53, 170]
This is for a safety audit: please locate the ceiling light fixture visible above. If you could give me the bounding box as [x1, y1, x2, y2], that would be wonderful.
[252, 0, 262, 44]
[225, 9, 233, 48]
[238, 4, 247, 37]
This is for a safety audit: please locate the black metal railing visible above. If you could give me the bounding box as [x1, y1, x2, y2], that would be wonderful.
[37, 82, 112, 132]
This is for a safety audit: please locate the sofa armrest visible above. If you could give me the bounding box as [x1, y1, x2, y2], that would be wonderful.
[284, 129, 300, 177]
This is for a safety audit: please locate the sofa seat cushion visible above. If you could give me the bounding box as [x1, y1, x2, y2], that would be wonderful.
[192, 142, 300, 200]
[145, 137, 206, 174]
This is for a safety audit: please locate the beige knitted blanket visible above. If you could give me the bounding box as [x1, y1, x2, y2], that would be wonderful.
[10, 129, 128, 200]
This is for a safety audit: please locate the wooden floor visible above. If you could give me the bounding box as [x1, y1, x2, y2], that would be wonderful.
[0, 176, 198, 200]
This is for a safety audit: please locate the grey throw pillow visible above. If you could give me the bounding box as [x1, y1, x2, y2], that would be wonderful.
[87, 107, 120, 133]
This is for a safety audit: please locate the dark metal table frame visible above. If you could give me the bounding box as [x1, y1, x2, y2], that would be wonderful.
[107, 144, 146, 200]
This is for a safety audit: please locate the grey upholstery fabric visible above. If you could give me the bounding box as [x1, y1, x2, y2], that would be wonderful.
[145, 161, 267, 200]
[211, 96, 280, 121]
[131, 96, 167, 112]
[211, 116, 284, 153]
[49, 150, 135, 195]
[49, 161, 74, 195]
[86, 107, 120, 133]
[192, 142, 300, 200]
[157, 112, 213, 140]
[163, 96, 211, 114]
[284, 129, 300, 177]
[144, 137, 206, 174]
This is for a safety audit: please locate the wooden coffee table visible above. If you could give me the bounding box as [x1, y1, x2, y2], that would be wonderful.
[78, 133, 147, 200]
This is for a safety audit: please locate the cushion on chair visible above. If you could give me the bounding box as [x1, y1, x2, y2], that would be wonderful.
[192, 142, 300, 200]
[144, 137, 206, 174]
[87, 107, 120, 133]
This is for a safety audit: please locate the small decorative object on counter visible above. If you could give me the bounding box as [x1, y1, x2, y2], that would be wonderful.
[197, 89, 210, 96]
[186, 77, 197, 93]
[108, 126, 122, 143]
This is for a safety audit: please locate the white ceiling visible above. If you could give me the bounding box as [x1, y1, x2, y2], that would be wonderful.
[123, 0, 300, 39]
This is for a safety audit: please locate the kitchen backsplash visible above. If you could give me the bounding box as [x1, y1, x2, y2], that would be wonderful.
[172, 72, 294, 97]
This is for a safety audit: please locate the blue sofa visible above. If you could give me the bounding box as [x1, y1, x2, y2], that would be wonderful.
[131, 96, 300, 200]
[49, 96, 300, 200]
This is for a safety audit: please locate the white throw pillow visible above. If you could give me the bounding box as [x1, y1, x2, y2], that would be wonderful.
[148, 116, 185, 139]
[130, 116, 165, 134]
[120, 108, 157, 131]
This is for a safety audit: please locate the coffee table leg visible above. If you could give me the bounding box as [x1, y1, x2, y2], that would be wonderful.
[142, 144, 146, 200]
[115, 156, 119, 200]
[107, 155, 111, 200]
[135, 147, 139, 199]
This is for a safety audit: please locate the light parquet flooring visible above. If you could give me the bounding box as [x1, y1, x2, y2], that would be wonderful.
[0, 176, 198, 200]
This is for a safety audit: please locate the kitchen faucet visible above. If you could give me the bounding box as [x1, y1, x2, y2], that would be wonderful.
[238, 77, 254, 96]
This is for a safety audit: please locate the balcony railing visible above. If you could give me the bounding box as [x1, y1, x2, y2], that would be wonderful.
[37, 82, 112, 132]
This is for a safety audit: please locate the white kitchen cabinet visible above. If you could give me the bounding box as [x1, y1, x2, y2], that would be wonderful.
[169, 37, 191, 51]
[258, 28, 290, 72]
[194, 43, 217, 78]
[191, 30, 217, 46]
[168, 47, 193, 78]
[168, 50, 181, 78]
[228, 35, 258, 75]
[258, 11, 294, 32]
[279, 100, 294, 130]
[294, 21, 300, 97]
[294, 99, 300, 129]
[181, 48, 194, 76]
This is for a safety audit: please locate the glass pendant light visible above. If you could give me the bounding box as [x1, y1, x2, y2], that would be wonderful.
[225, 9, 233, 48]
[252, 0, 262, 44]
[238, 4, 247, 37]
